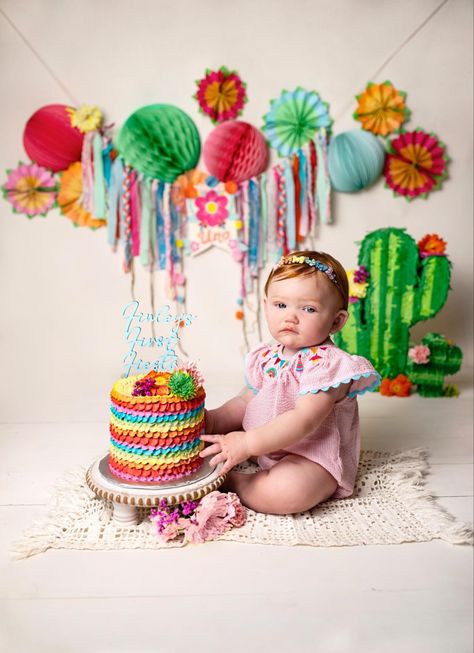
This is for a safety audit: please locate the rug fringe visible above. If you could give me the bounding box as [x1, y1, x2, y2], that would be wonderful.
[11, 466, 107, 560]
[381, 448, 473, 545]
[10, 451, 473, 558]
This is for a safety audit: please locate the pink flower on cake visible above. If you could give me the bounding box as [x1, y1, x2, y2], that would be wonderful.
[195, 190, 228, 227]
[182, 360, 205, 386]
[408, 345, 431, 365]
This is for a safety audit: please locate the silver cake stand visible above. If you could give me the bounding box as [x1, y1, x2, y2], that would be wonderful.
[86, 454, 226, 525]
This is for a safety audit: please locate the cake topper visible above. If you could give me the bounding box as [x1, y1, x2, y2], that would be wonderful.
[121, 300, 195, 377]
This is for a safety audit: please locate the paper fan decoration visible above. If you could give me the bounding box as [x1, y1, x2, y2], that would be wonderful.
[195, 67, 247, 123]
[23, 104, 84, 172]
[354, 81, 408, 136]
[57, 161, 106, 228]
[384, 129, 448, 200]
[262, 87, 332, 157]
[116, 104, 201, 182]
[3, 162, 57, 218]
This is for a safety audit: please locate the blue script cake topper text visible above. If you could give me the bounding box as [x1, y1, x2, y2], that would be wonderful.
[122, 300, 195, 377]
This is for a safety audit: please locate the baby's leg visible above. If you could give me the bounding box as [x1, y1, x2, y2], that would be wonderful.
[225, 454, 338, 515]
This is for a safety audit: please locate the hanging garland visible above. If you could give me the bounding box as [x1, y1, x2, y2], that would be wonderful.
[1, 73, 452, 350]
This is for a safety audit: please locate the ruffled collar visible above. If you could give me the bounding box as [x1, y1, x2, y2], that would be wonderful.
[277, 337, 334, 362]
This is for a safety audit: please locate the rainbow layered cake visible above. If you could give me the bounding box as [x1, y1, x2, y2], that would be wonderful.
[109, 367, 205, 483]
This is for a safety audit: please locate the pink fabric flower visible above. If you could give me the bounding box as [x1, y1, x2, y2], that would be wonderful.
[195, 190, 228, 227]
[408, 345, 431, 365]
[184, 492, 247, 544]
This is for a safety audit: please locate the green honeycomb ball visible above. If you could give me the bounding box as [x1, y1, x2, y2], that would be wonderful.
[116, 104, 201, 182]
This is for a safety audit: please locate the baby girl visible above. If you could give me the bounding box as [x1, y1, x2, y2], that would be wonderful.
[201, 250, 380, 515]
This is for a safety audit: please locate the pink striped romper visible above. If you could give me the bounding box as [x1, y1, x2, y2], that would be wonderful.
[242, 340, 380, 498]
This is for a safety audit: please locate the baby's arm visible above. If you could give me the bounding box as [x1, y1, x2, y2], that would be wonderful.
[202, 384, 347, 474]
[246, 385, 346, 456]
[205, 388, 254, 435]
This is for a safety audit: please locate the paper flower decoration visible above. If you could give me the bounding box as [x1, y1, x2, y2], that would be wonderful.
[347, 266, 369, 302]
[195, 190, 229, 227]
[384, 129, 448, 200]
[3, 162, 57, 218]
[67, 104, 103, 133]
[203, 121, 268, 182]
[354, 81, 408, 136]
[57, 161, 106, 228]
[116, 104, 201, 182]
[417, 234, 447, 258]
[171, 169, 207, 212]
[262, 88, 332, 157]
[23, 104, 84, 172]
[380, 374, 412, 397]
[408, 345, 431, 365]
[195, 67, 247, 123]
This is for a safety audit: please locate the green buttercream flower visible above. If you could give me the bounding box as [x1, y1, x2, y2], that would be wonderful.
[169, 371, 197, 399]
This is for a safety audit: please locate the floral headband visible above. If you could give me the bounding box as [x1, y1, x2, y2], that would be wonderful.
[273, 255, 339, 286]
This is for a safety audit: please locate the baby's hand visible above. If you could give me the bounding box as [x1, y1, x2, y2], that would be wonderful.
[200, 431, 250, 475]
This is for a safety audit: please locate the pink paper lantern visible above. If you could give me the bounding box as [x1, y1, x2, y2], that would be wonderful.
[203, 121, 268, 183]
[23, 104, 84, 172]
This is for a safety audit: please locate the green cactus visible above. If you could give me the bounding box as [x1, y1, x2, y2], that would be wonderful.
[334, 228, 451, 377]
[406, 333, 462, 397]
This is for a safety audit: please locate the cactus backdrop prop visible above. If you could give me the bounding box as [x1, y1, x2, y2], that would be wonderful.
[335, 228, 451, 378]
[407, 333, 462, 397]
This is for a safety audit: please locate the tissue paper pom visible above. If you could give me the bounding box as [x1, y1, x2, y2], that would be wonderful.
[328, 130, 386, 192]
[57, 161, 106, 228]
[384, 129, 448, 200]
[203, 120, 268, 182]
[262, 87, 332, 156]
[23, 104, 84, 172]
[3, 162, 56, 217]
[116, 104, 201, 182]
[354, 81, 408, 136]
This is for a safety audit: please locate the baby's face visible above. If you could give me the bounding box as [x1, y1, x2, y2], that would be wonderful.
[264, 273, 348, 356]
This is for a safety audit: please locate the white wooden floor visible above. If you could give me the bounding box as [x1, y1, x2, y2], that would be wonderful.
[1, 372, 473, 653]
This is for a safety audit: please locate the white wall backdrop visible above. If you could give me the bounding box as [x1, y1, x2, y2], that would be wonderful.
[0, 0, 472, 422]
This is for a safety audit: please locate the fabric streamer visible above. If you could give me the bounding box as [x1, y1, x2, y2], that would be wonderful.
[162, 185, 175, 298]
[292, 154, 301, 241]
[93, 133, 107, 218]
[81, 132, 95, 214]
[107, 158, 124, 248]
[139, 179, 152, 266]
[275, 166, 286, 256]
[315, 131, 332, 224]
[260, 173, 268, 266]
[297, 150, 308, 240]
[155, 183, 166, 270]
[283, 160, 296, 250]
[129, 171, 141, 257]
[121, 165, 133, 273]
[248, 179, 260, 274]
[102, 142, 113, 188]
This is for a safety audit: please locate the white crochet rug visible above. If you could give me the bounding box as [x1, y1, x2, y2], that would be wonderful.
[12, 449, 473, 558]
